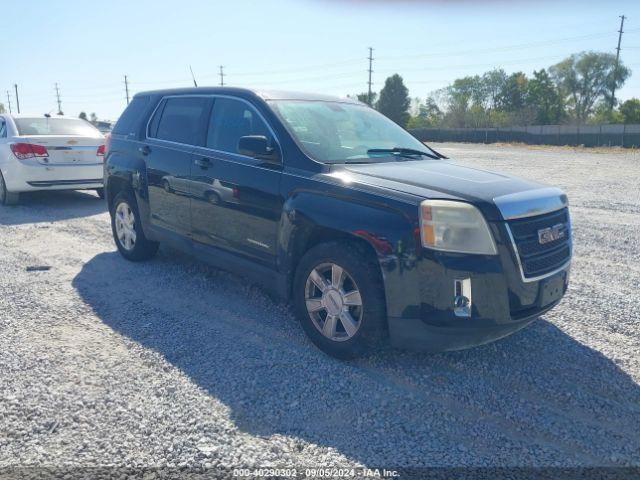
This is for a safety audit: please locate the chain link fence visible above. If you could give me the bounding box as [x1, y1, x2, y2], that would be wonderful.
[410, 124, 640, 148]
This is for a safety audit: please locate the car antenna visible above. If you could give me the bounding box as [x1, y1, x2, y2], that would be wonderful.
[189, 66, 198, 87]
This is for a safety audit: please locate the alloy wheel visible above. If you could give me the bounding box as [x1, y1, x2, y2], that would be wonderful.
[115, 202, 137, 251]
[304, 262, 363, 342]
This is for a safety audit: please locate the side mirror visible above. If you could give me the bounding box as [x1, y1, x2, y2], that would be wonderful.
[238, 135, 280, 163]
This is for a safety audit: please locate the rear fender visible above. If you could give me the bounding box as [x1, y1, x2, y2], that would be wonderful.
[105, 146, 154, 239]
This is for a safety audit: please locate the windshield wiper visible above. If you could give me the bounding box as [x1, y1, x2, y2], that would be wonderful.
[367, 147, 439, 160]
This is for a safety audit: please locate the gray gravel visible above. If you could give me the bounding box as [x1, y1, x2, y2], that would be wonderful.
[0, 143, 638, 472]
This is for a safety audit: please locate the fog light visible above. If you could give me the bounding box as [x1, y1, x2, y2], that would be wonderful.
[454, 278, 472, 318]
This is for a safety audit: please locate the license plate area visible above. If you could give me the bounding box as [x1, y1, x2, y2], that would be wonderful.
[539, 272, 566, 307]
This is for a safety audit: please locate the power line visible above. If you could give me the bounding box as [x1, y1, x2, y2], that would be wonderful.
[376, 30, 620, 61]
[223, 57, 363, 77]
[611, 15, 626, 109]
[367, 47, 374, 105]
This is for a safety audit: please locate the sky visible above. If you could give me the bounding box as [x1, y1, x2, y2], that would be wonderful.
[1, 0, 640, 121]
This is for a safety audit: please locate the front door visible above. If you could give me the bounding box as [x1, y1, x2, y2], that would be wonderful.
[145, 96, 212, 238]
[190, 96, 282, 268]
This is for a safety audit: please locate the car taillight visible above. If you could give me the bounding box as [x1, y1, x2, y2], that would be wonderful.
[10, 143, 49, 160]
[97, 145, 106, 157]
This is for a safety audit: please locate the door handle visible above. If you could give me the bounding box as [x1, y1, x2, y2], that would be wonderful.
[138, 145, 151, 156]
[195, 157, 212, 169]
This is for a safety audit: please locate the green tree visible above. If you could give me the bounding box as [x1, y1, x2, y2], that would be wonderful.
[619, 98, 640, 124]
[376, 74, 410, 126]
[550, 51, 631, 123]
[351, 92, 377, 106]
[481, 69, 507, 110]
[590, 101, 623, 124]
[407, 97, 443, 128]
[79, 112, 88, 121]
[497, 72, 528, 112]
[443, 76, 484, 127]
[526, 69, 564, 124]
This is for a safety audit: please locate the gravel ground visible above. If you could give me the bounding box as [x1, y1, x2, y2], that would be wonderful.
[0, 143, 638, 475]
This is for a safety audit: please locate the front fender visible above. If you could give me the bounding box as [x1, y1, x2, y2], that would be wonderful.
[278, 183, 422, 317]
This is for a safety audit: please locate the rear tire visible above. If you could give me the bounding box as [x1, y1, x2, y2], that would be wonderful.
[95, 188, 105, 200]
[111, 191, 159, 261]
[293, 240, 387, 359]
[0, 171, 19, 206]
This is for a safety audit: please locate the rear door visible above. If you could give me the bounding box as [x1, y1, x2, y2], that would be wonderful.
[190, 96, 283, 267]
[144, 96, 212, 238]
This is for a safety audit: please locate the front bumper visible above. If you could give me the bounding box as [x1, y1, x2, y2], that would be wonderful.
[380, 221, 571, 352]
[1, 158, 103, 192]
[388, 299, 561, 352]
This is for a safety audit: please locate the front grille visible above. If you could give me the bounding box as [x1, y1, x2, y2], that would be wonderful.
[507, 208, 572, 279]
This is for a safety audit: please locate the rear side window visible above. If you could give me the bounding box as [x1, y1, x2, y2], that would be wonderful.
[112, 96, 150, 137]
[14, 117, 101, 136]
[0, 119, 6, 138]
[151, 97, 210, 146]
[206, 97, 272, 154]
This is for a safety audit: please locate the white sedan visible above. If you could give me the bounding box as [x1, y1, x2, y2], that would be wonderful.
[0, 114, 105, 205]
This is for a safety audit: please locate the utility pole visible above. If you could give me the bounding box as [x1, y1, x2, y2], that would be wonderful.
[55, 83, 63, 115]
[6, 91, 11, 114]
[219, 65, 225, 86]
[367, 47, 374, 106]
[14, 84, 20, 114]
[124, 75, 130, 105]
[611, 15, 626, 109]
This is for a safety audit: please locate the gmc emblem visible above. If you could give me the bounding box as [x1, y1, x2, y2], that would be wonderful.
[538, 224, 565, 245]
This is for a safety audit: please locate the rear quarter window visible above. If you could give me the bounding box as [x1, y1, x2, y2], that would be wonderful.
[150, 97, 211, 146]
[112, 96, 151, 138]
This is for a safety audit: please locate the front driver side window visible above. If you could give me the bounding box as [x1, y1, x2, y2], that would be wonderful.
[206, 98, 272, 155]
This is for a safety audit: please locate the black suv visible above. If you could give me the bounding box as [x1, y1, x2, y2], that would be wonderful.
[105, 88, 571, 358]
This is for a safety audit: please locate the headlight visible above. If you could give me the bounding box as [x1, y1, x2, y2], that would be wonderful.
[420, 200, 497, 255]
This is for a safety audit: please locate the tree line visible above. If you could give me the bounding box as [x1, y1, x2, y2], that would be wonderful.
[353, 51, 640, 128]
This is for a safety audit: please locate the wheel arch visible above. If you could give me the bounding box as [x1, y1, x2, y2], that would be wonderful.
[280, 191, 417, 305]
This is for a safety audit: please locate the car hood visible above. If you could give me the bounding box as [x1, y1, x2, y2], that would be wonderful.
[333, 159, 555, 221]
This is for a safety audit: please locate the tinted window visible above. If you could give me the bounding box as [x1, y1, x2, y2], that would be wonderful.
[14, 117, 101, 137]
[206, 98, 271, 154]
[154, 97, 210, 146]
[0, 120, 6, 138]
[112, 96, 150, 137]
[147, 99, 166, 138]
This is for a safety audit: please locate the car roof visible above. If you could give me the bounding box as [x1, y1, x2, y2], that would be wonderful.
[134, 86, 362, 104]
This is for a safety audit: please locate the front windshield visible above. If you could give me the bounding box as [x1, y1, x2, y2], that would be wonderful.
[268, 100, 437, 163]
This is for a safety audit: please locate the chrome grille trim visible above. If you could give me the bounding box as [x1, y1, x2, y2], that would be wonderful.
[494, 187, 569, 220]
[505, 208, 572, 283]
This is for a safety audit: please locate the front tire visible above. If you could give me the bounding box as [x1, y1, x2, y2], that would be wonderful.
[293, 241, 387, 359]
[111, 191, 159, 261]
[0, 171, 19, 206]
